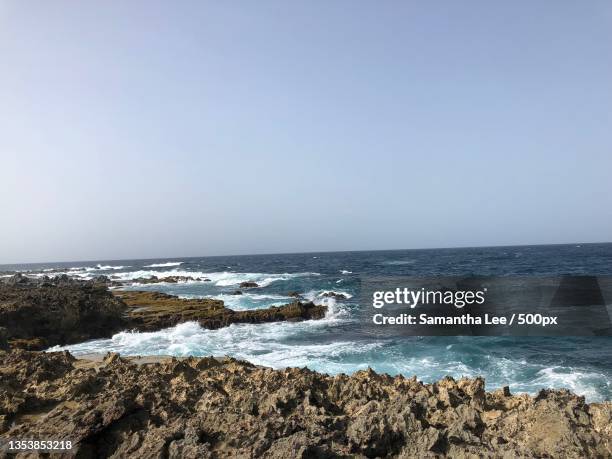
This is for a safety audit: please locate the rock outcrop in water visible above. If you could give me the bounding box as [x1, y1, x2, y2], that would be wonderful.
[0, 350, 609, 458]
[0, 276, 327, 351]
[320, 291, 349, 300]
[117, 290, 326, 332]
[239, 281, 259, 288]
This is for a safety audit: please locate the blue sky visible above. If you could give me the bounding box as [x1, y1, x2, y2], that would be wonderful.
[1, 1, 611, 263]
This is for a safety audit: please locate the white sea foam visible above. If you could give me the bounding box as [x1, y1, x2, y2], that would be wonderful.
[64, 265, 128, 274]
[454, 356, 610, 402]
[52, 319, 377, 371]
[16, 264, 131, 280]
[340, 270, 352, 274]
[144, 262, 184, 268]
[527, 366, 607, 401]
[386, 356, 477, 381]
[112, 269, 319, 287]
[178, 293, 292, 310]
[95, 265, 129, 270]
[23, 267, 318, 285]
[302, 289, 354, 301]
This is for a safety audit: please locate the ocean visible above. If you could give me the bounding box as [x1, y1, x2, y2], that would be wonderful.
[3, 243, 611, 402]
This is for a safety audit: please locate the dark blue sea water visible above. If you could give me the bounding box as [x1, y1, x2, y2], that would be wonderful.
[3, 243, 611, 401]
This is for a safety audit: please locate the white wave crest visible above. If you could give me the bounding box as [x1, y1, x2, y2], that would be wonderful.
[529, 366, 607, 401]
[302, 289, 353, 301]
[143, 262, 184, 268]
[179, 293, 292, 311]
[112, 269, 319, 287]
[95, 264, 129, 270]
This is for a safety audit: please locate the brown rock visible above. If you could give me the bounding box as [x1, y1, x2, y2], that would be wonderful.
[0, 350, 608, 458]
[0, 327, 8, 351]
[117, 290, 327, 332]
[320, 291, 348, 300]
[239, 281, 259, 288]
[0, 276, 128, 350]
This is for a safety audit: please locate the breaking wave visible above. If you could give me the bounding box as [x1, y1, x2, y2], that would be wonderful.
[143, 262, 184, 268]
[178, 293, 293, 310]
[49, 295, 354, 368]
[95, 265, 129, 270]
[112, 269, 319, 287]
[302, 289, 354, 301]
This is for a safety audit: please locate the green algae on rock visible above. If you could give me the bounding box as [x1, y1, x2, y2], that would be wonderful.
[117, 290, 327, 331]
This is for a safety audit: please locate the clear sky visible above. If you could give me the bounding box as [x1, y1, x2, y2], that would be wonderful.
[1, 1, 611, 263]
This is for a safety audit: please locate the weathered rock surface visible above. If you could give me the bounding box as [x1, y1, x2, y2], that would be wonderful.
[239, 281, 259, 288]
[0, 275, 127, 351]
[0, 277, 327, 351]
[117, 290, 326, 331]
[320, 291, 348, 300]
[0, 350, 609, 458]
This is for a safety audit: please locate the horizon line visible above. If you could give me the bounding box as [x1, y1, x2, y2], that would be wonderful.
[1, 240, 610, 267]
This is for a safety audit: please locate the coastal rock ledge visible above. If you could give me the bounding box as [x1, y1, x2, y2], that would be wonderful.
[0, 275, 326, 350]
[0, 351, 610, 458]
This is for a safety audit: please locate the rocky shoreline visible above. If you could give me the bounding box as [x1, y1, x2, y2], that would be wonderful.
[0, 350, 609, 457]
[0, 274, 610, 457]
[0, 275, 325, 350]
